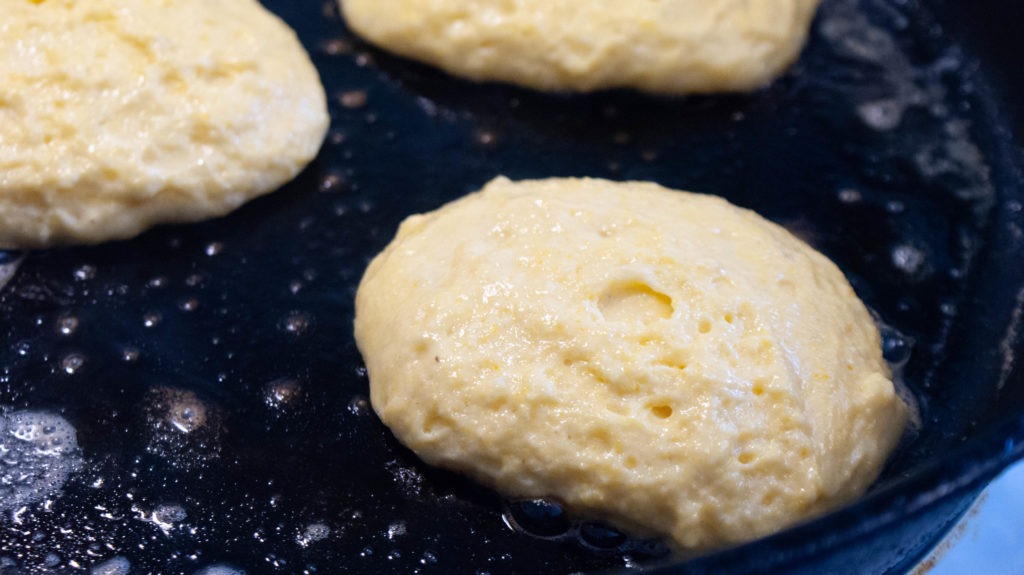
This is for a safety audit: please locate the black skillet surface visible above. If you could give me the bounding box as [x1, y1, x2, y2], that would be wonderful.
[2, 0, 1024, 573]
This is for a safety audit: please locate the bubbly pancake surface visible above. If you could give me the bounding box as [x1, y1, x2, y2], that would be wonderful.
[340, 0, 821, 94]
[354, 177, 907, 551]
[0, 0, 329, 248]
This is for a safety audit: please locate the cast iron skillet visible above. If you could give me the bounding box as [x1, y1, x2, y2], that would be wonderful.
[1, 0, 1023, 573]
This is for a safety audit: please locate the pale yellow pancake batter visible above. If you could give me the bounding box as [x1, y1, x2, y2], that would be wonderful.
[0, 0, 329, 248]
[340, 0, 822, 94]
[355, 177, 907, 551]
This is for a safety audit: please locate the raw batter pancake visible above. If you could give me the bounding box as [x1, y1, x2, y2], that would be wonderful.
[355, 177, 907, 551]
[339, 0, 821, 94]
[0, 0, 329, 248]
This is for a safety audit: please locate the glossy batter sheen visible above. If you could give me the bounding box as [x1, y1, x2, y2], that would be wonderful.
[339, 0, 821, 94]
[0, 0, 329, 248]
[355, 177, 907, 551]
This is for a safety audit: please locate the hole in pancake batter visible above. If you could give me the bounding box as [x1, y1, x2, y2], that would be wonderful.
[598, 281, 673, 324]
[649, 405, 673, 419]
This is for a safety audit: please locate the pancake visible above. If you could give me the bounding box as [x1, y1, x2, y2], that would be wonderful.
[0, 0, 329, 247]
[354, 176, 907, 550]
[340, 0, 821, 94]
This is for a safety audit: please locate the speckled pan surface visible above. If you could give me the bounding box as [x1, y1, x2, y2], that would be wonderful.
[1, 0, 1023, 574]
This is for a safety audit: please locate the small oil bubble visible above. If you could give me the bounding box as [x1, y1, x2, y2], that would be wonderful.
[297, 523, 330, 547]
[122, 348, 140, 363]
[179, 299, 199, 312]
[205, 242, 224, 257]
[476, 129, 499, 148]
[143, 313, 163, 328]
[339, 90, 368, 109]
[385, 461, 425, 496]
[169, 403, 204, 434]
[73, 264, 97, 281]
[837, 188, 862, 204]
[386, 521, 406, 541]
[578, 522, 627, 550]
[147, 389, 214, 436]
[856, 99, 905, 131]
[881, 326, 914, 366]
[354, 52, 374, 67]
[347, 396, 369, 415]
[420, 552, 438, 565]
[61, 353, 85, 375]
[265, 379, 303, 410]
[885, 200, 906, 215]
[321, 0, 338, 19]
[320, 38, 351, 56]
[891, 244, 927, 276]
[280, 312, 313, 337]
[145, 389, 221, 468]
[318, 173, 347, 193]
[154, 503, 187, 525]
[56, 315, 79, 336]
[504, 499, 571, 538]
[137, 503, 187, 535]
[90, 556, 130, 575]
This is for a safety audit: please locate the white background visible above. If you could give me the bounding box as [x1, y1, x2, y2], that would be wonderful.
[921, 461, 1024, 574]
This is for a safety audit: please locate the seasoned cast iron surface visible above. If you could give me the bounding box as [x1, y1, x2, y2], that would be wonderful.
[1, 0, 1022, 573]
